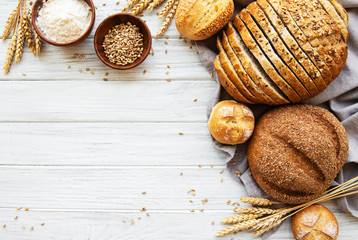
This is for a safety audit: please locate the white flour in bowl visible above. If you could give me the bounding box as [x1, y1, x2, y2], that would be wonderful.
[37, 0, 92, 43]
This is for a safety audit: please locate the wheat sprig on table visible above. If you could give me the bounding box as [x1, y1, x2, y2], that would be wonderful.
[148, 0, 166, 10]
[15, 12, 27, 64]
[155, 0, 179, 38]
[216, 176, 358, 238]
[122, 0, 180, 37]
[24, 10, 36, 56]
[2, 6, 19, 41]
[4, 33, 17, 74]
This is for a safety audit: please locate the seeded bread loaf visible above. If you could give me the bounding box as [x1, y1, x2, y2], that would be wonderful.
[214, 0, 348, 105]
[175, 0, 234, 40]
[247, 105, 349, 204]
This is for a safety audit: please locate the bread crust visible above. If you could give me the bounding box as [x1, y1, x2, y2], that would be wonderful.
[226, 23, 290, 104]
[267, 0, 334, 85]
[280, 0, 348, 80]
[292, 204, 339, 240]
[257, 0, 328, 92]
[214, 56, 254, 104]
[318, 0, 349, 42]
[208, 100, 255, 145]
[233, 16, 302, 103]
[329, 0, 349, 26]
[247, 104, 349, 204]
[247, 2, 320, 97]
[175, 0, 234, 40]
[217, 37, 258, 102]
[239, 9, 311, 100]
[222, 31, 274, 104]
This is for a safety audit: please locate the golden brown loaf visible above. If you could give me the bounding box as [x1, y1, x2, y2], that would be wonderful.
[175, 0, 234, 40]
[208, 100, 255, 145]
[247, 105, 349, 204]
[292, 204, 339, 240]
[214, 0, 349, 105]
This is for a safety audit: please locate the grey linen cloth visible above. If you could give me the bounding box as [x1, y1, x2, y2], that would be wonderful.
[197, 0, 358, 234]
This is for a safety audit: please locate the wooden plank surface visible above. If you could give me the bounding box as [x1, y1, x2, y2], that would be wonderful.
[0, 0, 357, 239]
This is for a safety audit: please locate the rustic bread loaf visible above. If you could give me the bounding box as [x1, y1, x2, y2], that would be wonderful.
[214, 0, 348, 105]
[292, 204, 339, 240]
[208, 100, 255, 145]
[247, 105, 349, 204]
[175, 0, 234, 40]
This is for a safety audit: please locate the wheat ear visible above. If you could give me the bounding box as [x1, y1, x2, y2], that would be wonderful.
[216, 219, 260, 237]
[2, 6, 19, 41]
[254, 218, 283, 236]
[130, 0, 154, 15]
[148, 0, 166, 10]
[122, 0, 140, 12]
[155, 0, 179, 38]
[157, 0, 175, 19]
[234, 207, 280, 215]
[4, 33, 17, 74]
[221, 213, 263, 225]
[240, 197, 281, 206]
[33, 28, 41, 56]
[15, 12, 27, 64]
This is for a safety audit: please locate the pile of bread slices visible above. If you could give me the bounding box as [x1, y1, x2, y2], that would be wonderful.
[214, 0, 349, 105]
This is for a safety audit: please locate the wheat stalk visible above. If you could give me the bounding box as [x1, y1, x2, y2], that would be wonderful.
[4, 33, 17, 74]
[216, 219, 260, 237]
[221, 213, 263, 224]
[155, 0, 179, 38]
[2, 4, 20, 41]
[130, 0, 154, 15]
[216, 176, 358, 238]
[240, 197, 281, 206]
[233, 207, 280, 215]
[122, 0, 140, 12]
[148, 0, 166, 10]
[15, 11, 27, 64]
[157, 0, 175, 19]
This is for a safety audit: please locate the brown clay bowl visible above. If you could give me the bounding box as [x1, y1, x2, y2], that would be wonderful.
[31, 0, 96, 47]
[94, 13, 152, 70]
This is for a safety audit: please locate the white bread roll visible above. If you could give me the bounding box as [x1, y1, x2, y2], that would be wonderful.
[208, 100, 254, 145]
[175, 0, 234, 40]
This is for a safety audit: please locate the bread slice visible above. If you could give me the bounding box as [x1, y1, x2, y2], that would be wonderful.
[247, 2, 320, 97]
[280, 0, 347, 80]
[221, 31, 274, 104]
[329, 0, 349, 26]
[239, 10, 311, 100]
[213, 56, 254, 104]
[257, 0, 328, 92]
[226, 22, 289, 104]
[217, 37, 258, 103]
[233, 16, 302, 103]
[266, 0, 334, 85]
[317, 0, 348, 42]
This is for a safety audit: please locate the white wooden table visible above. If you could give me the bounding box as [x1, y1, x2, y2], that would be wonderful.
[0, 1, 357, 239]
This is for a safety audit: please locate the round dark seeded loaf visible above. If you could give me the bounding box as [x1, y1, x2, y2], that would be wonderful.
[247, 105, 349, 204]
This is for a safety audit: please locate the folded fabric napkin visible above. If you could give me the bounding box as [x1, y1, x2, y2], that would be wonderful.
[197, 0, 358, 236]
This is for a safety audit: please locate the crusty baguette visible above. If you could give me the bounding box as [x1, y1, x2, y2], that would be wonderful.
[318, 0, 348, 42]
[247, 2, 320, 97]
[280, 0, 347, 80]
[329, 0, 349, 26]
[257, 0, 328, 92]
[222, 31, 274, 104]
[239, 10, 311, 100]
[226, 23, 290, 104]
[267, 0, 334, 85]
[175, 0, 234, 40]
[213, 56, 254, 104]
[233, 16, 302, 102]
[217, 37, 258, 102]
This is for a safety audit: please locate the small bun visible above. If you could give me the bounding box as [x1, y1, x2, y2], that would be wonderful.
[175, 0, 234, 40]
[292, 204, 339, 240]
[208, 100, 255, 145]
